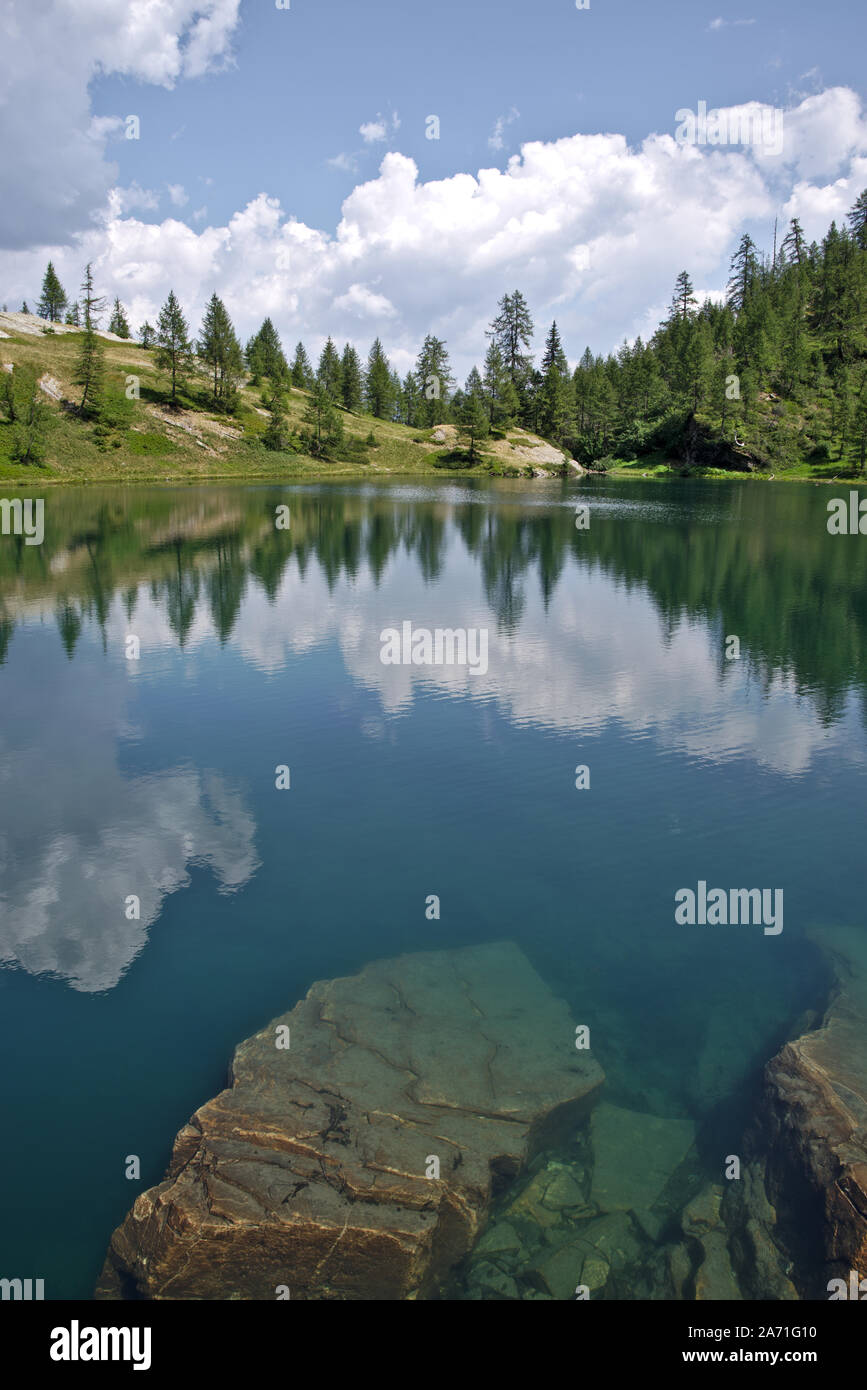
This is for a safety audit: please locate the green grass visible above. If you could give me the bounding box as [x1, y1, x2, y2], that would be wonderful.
[0, 330, 483, 483]
[1, 323, 859, 487]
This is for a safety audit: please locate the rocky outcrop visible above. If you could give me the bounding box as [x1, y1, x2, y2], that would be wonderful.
[753, 926, 867, 1296]
[96, 942, 603, 1301]
[680, 413, 764, 473]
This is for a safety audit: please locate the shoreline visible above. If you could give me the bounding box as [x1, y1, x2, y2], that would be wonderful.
[1, 464, 866, 489]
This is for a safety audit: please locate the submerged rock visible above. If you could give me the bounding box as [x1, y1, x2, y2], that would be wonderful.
[722, 1163, 798, 1300]
[756, 926, 867, 1293]
[667, 1242, 694, 1299]
[474, 1220, 523, 1258]
[96, 941, 603, 1301]
[535, 1240, 594, 1299]
[590, 1103, 695, 1213]
[681, 1184, 723, 1238]
[694, 1231, 742, 1301]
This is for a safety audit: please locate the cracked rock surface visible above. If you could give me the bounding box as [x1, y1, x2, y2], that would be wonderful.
[96, 941, 603, 1300]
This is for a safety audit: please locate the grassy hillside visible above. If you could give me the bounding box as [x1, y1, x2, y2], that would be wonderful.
[0, 320, 568, 484]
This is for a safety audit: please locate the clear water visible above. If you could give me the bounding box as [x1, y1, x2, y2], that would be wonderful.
[0, 476, 864, 1298]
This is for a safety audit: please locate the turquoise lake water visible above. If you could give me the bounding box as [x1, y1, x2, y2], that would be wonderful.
[0, 476, 865, 1297]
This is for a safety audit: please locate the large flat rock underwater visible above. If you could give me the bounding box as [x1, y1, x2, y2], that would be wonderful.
[95, 942, 603, 1300]
[746, 925, 867, 1296]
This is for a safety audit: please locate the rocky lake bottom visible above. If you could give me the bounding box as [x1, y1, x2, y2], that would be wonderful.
[1, 478, 865, 1299]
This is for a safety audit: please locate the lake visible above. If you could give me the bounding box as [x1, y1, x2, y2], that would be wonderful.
[0, 476, 865, 1298]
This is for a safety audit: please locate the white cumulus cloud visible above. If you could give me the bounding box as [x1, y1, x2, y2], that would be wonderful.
[0, 0, 242, 249]
[1, 85, 865, 378]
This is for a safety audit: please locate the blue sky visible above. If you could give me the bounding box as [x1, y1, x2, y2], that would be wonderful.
[1, 0, 866, 376]
[91, 0, 866, 234]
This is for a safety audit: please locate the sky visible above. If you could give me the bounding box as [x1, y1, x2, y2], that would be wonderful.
[0, 0, 866, 379]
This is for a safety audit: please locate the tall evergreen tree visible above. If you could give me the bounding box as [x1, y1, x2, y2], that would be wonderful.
[727, 235, 759, 311]
[781, 218, 807, 267]
[246, 318, 287, 383]
[482, 340, 508, 425]
[389, 369, 406, 423]
[340, 343, 363, 411]
[38, 262, 67, 321]
[291, 341, 314, 390]
[848, 189, 867, 250]
[198, 293, 243, 407]
[538, 320, 573, 442]
[488, 291, 534, 392]
[74, 263, 106, 416]
[669, 271, 698, 322]
[402, 369, 421, 427]
[139, 321, 156, 349]
[458, 367, 490, 462]
[302, 379, 344, 456]
[156, 291, 194, 406]
[364, 338, 393, 418]
[316, 336, 343, 400]
[414, 335, 454, 428]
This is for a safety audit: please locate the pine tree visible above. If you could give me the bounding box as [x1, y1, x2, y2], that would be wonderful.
[727, 235, 759, 311]
[38, 262, 67, 322]
[317, 336, 343, 400]
[669, 271, 697, 322]
[262, 403, 291, 452]
[291, 342, 313, 390]
[488, 291, 534, 392]
[538, 321, 573, 442]
[458, 367, 490, 463]
[340, 343, 363, 411]
[482, 340, 508, 425]
[302, 379, 344, 456]
[848, 189, 867, 251]
[848, 366, 867, 469]
[155, 291, 194, 406]
[64, 302, 81, 327]
[389, 369, 405, 422]
[402, 370, 420, 427]
[108, 297, 131, 338]
[20, 301, 29, 315]
[414, 335, 454, 428]
[364, 338, 393, 418]
[246, 318, 287, 384]
[198, 293, 243, 408]
[685, 317, 715, 412]
[139, 321, 156, 349]
[780, 219, 807, 267]
[74, 263, 106, 416]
